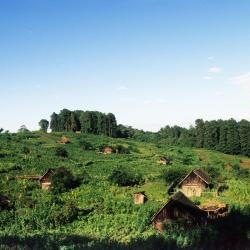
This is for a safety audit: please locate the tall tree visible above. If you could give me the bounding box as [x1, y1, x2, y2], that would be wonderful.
[39, 119, 49, 133]
[238, 119, 250, 156]
[226, 119, 240, 154]
[195, 119, 205, 148]
[50, 112, 59, 132]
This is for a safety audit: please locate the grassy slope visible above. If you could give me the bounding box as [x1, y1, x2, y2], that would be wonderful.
[0, 131, 249, 248]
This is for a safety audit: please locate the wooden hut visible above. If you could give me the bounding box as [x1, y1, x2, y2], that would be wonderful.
[151, 191, 207, 231]
[0, 195, 11, 210]
[134, 192, 146, 204]
[59, 136, 70, 144]
[177, 169, 211, 197]
[40, 169, 55, 190]
[158, 157, 170, 165]
[103, 146, 113, 154]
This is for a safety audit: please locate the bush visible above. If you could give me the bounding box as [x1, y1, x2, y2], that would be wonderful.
[163, 168, 188, 185]
[108, 169, 144, 186]
[78, 139, 92, 150]
[50, 167, 79, 194]
[55, 147, 68, 158]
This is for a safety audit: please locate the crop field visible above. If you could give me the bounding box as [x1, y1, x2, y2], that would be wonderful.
[0, 131, 249, 249]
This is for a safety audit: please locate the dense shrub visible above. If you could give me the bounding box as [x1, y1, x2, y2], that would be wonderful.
[108, 169, 144, 186]
[55, 147, 68, 158]
[163, 168, 188, 185]
[78, 139, 92, 150]
[50, 167, 80, 194]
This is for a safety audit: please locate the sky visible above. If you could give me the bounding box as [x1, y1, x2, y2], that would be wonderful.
[1, 0, 250, 132]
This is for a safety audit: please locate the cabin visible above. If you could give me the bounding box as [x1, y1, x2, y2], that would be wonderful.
[158, 157, 171, 165]
[134, 192, 146, 204]
[59, 136, 70, 144]
[103, 146, 113, 154]
[177, 169, 211, 197]
[39, 169, 55, 190]
[199, 203, 228, 219]
[151, 191, 207, 231]
[0, 195, 11, 210]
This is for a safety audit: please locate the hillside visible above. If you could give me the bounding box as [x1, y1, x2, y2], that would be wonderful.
[0, 131, 249, 249]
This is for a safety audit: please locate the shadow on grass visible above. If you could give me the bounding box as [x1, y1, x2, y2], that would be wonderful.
[0, 207, 249, 250]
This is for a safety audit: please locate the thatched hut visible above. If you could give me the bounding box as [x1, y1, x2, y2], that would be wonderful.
[40, 169, 55, 190]
[158, 157, 171, 165]
[151, 191, 207, 231]
[103, 146, 113, 154]
[199, 202, 228, 219]
[59, 136, 70, 144]
[134, 192, 146, 204]
[177, 169, 211, 197]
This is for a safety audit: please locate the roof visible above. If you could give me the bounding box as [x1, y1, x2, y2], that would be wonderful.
[151, 191, 202, 222]
[40, 168, 55, 181]
[178, 169, 211, 187]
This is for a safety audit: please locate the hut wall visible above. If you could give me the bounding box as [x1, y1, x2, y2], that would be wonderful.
[180, 172, 207, 197]
[134, 193, 145, 204]
[41, 182, 51, 190]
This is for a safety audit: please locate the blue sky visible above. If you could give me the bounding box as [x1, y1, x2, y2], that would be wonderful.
[1, 0, 250, 132]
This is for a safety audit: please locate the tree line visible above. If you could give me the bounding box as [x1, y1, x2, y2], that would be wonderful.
[39, 109, 117, 137]
[38, 112, 250, 156]
[114, 119, 250, 157]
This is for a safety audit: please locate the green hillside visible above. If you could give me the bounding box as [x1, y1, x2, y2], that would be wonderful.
[0, 131, 249, 249]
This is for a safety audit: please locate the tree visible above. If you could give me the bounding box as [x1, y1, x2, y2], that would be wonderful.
[238, 120, 250, 156]
[226, 119, 240, 154]
[50, 112, 59, 132]
[50, 167, 79, 194]
[39, 119, 49, 133]
[18, 125, 30, 133]
[195, 119, 205, 148]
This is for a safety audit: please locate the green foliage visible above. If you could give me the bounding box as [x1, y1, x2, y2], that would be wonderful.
[163, 168, 188, 185]
[108, 168, 144, 186]
[50, 167, 80, 194]
[39, 119, 49, 133]
[55, 147, 68, 158]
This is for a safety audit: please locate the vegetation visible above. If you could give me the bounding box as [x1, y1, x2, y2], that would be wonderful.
[0, 130, 249, 249]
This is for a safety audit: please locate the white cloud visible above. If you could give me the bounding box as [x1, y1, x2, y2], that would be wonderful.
[209, 67, 222, 73]
[232, 72, 250, 93]
[208, 56, 214, 60]
[203, 76, 213, 80]
[117, 86, 128, 91]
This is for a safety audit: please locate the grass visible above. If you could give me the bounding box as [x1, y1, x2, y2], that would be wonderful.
[0, 131, 249, 249]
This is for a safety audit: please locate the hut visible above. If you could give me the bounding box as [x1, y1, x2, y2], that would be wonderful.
[59, 136, 70, 144]
[158, 157, 171, 165]
[151, 191, 207, 231]
[39, 169, 55, 190]
[103, 146, 113, 154]
[0, 195, 11, 210]
[199, 203, 228, 219]
[177, 169, 211, 197]
[134, 192, 146, 204]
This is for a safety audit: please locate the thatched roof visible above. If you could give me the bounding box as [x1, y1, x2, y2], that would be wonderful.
[59, 136, 70, 144]
[178, 169, 211, 187]
[151, 191, 203, 222]
[40, 168, 55, 182]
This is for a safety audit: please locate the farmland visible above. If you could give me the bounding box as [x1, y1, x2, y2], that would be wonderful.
[0, 131, 249, 249]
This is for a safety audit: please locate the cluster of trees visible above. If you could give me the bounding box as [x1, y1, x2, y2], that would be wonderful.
[116, 119, 250, 157]
[158, 119, 250, 156]
[39, 109, 117, 137]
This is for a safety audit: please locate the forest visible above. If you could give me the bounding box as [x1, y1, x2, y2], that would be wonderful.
[39, 110, 250, 157]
